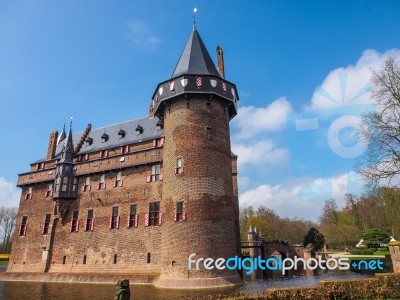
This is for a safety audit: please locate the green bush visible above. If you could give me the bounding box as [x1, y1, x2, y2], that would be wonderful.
[378, 247, 388, 252]
[350, 249, 374, 255]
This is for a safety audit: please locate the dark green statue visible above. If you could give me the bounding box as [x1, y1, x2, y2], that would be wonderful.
[114, 279, 131, 300]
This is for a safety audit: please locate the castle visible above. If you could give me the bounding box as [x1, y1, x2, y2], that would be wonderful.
[7, 26, 241, 288]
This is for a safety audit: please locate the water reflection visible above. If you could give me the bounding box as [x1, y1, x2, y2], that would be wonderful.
[0, 269, 373, 299]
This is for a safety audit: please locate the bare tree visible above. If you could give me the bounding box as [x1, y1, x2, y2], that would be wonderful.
[357, 55, 400, 186]
[0, 207, 18, 253]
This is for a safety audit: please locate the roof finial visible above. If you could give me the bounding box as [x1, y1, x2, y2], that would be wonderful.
[193, 7, 197, 29]
[70, 117, 73, 128]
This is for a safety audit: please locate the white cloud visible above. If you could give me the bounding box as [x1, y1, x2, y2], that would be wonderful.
[233, 97, 292, 139]
[232, 140, 289, 168]
[309, 49, 400, 110]
[126, 19, 161, 51]
[0, 177, 20, 208]
[239, 172, 361, 221]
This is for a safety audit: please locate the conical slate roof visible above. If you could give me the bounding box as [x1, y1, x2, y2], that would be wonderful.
[171, 28, 221, 78]
[58, 125, 74, 164]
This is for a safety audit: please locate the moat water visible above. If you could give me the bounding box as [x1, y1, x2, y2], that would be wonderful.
[0, 265, 374, 299]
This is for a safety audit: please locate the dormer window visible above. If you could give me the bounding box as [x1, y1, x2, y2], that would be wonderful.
[156, 120, 163, 130]
[118, 129, 126, 138]
[101, 133, 109, 142]
[85, 137, 93, 146]
[136, 125, 143, 135]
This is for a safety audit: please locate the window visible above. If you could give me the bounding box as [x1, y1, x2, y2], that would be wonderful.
[136, 125, 143, 135]
[118, 129, 126, 138]
[114, 171, 123, 187]
[152, 138, 164, 148]
[98, 174, 106, 189]
[72, 178, 77, 192]
[45, 184, 53, 197]
[121, 145, 129, 154]
[147, 253, 151, 264]
[109, 207, 120, 229]
[70, 211, 79, 233]
[175, 201, 186, 222]
[83, 255, 87, 265]
[85, 209, 94, 231]
[148, 202, 160, 226]
[156, 120, 163, 130]
[147, 164, 160, 182]
[80, 154, 89, 161]
[206, 102, 211, 111]
[100, 150, 108, 158]
[62, 256, 67, 264]
[19, 216, 28, 236]
[36, 162, 44, 170]
[175, 158, 184, 174]
[25, 186, 33, 200]
[82, 176, 91, 192]
[101, 133, 109, 142]
[113, 254, 117, 264]
[127, 204, 137, 228]
[85, 137, 93, 146]
[42, 214, 51, 235]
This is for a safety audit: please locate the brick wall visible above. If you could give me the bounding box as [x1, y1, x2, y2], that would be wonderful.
[157, 95, 241, 285]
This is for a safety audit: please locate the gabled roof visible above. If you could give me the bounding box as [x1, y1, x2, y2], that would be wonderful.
[171, 28, 221, 78]
[58, 126, 74, 164]
[34, 117, 163, 163]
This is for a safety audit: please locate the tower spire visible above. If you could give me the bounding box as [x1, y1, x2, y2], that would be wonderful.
[193, 7, 197, 29]
[57, 117, 67, 145]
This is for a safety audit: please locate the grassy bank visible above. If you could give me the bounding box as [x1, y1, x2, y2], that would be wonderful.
[194, 273, 400, 300]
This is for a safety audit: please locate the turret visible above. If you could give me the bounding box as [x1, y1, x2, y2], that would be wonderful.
[155, 26, 241, 288]
[52, 122, 77, 200]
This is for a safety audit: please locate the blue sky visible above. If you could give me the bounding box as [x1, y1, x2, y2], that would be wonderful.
[1, 1, 399, 220]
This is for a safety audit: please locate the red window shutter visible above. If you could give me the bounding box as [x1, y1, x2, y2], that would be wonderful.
[182, 212, 186, 221]
[97, 183, 101, 190]
[88, 185, 91, 192]
[41, 224, 45, 235]
[159, 174, 163, 181]
[120, 146, 124, 153]
[70, 220, 73, 233]
[174, 214, 177, 222]
[158, 212, 162, 226]
[23, 225, 27, 236]
[25, 194, 28, 200]
[160, 137, 164, 146]
[76, 220, 80, 232]
[134, 214, 138, 228]
[126, 215, 130, 228]
[29, 194, 32, 200]
[103, 182, 107, 189]
[90, 219, 94, 231]
[109, 217, 112, 230]
[50, 191, 53, 197]
[85, 154, 89, 160]
[44, 191, 48, 197]
[105, 150, 108, 156]
[116, 216, 120, 229]
[125, 146, 129, 153]
[144, 214, 149, 227]
[119, 180, 123, 187]
[84, 220, 87, 232]
[181, 167, 184, 174]
[174, 168, 178, 174]
[146, 175, 151, 183]
[113, 181, 117, 188]
[152, 139, 157, 147]
[81, 185, 85, 192]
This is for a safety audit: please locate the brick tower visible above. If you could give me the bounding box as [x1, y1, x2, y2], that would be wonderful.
[152, 27, 241, 288]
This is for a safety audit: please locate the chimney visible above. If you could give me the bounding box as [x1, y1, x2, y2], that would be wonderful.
[74, 124, 92, 154]
[216, 45, 225, 78]
[46, 131, 58, 160]
[149, 101, 155, 119]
